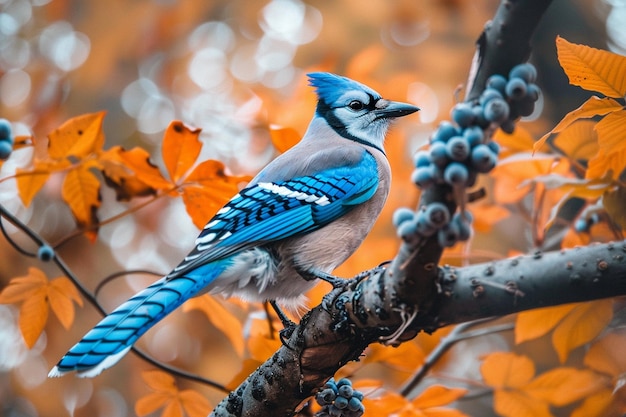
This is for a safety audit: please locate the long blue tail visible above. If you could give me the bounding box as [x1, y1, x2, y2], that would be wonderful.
[49, 260, 228, 377]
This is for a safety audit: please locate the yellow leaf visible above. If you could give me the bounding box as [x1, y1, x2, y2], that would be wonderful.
[584, 333, 626, 377]
[481, 352, 535, 389]
[551, 120, 599, 161]
[523, 367, 604, 406]
[182, 294, 244, 357]
[556, 36, 626, 97]
[595, 109, 626, 154]
[162, 121, 202, 183]
[62, 164, 101, 240]
[19, 288, 48, 348]
[515, 304, 576, 344]
[269, 125, 301, 153]
[534, 96, 622, 152]
[48, 111, 106, 160]
[552, 300, 613, 363]
[493, 390, 552, 417]
[570, 389, 613, 417]
[179, 390, 212, 417]
[411, 385, 467, 409]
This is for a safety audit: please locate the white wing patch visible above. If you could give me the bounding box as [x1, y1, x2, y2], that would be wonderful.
[258, 182, 331, 206]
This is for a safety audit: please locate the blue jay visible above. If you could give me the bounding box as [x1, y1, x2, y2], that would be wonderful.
[49, 72, 419, 377]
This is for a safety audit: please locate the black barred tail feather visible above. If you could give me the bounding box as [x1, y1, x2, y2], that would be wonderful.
[49, 260, 229, 377]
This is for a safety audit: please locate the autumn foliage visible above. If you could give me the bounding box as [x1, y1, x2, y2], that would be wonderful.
[1, 2, 626, 417]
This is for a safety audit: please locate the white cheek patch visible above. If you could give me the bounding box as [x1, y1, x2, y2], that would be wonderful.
[258, 182, 331, 206]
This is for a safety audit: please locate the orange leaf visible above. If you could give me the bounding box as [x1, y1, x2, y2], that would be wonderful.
[115, 146, 173, 190]
[19, 289, 48, 348]
[98, 146, 157, 200]
[595, 109, 626, 154]
[246, 317, 281, 362]
[15, 159, 71, 206]
[365, 341, 425, 372]
[142, 370, 178, 393]
[226, 358, 263, 391]
[179, 390, 212, 417]
[493, 390, 552, 417]
[135, 392, 172, 416]
[182, 294, 244, 357]
[411, 385, 467, 409]
[469, 204, 510, 233]
[551, 120, 599, 161]
[515, 304, 576, 344]
[62, 163, 101, 241]
[556, 36, 626, 97]
[523, 367, 604, 406]
[163, 401, 184, 417]
[0, 267, 48, 303]
[534, 96, 622, 152]
[47, 111, 106, 160]
[269, 125, 301, 153]
[481, 352, 535, 389]
[48, 277, 83, 329]
[570, 389, 613, 417]
[181, 186, 229, 229]
[584, 333, 626, 377]
[552, 299, 613, 363]
[162, 121, 202, 183]
[494, 125, 535, 155]
[362, 391, 409, 416]
[604, 187, 626, 229]
[587, 146, 626, 180]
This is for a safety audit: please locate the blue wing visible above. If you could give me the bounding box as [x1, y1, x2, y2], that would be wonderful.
[168, 149, 379, 278]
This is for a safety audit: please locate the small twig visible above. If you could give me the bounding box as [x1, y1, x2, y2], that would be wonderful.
[400, 318, 514, 396]
[95, 269, 163, 298]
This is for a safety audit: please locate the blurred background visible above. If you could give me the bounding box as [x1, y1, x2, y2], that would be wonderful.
[0, 0, 621, 416]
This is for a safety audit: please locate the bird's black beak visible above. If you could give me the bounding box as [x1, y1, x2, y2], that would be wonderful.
[374, 100, 420, 120]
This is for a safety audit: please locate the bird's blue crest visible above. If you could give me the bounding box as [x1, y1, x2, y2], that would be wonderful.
[308, 72, 381, 105]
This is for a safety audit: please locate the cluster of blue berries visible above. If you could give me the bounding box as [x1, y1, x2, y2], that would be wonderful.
[393, 203, 472, 248]
[0, 119, 14, 160]
[400, 63, 540, 249]
[315, 378, 364, 417]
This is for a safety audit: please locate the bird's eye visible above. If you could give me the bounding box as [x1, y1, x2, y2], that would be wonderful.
[348, 100, 365, 111]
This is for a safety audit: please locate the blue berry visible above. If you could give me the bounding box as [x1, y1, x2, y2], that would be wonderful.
[317, 388, 337, 405]
[487, 141, 501, 155]
[453, 212, 472, 241]
[471, 144, 497, 173]
[0, 119, 11, 141]
[463, 126, 484, 147]
[574, 218, 589, 233]
[526, 83, 540, 101]
[352, 391, 364, 401]
[479, 88, 504, 106]
[334, 396, 349, 410]
[486, 74, 507, 94]
[423, 202, 450, 228]
[451, 102, 475, 127]
[338, 385, 353, 398]
[444, 162, 469, 186]
[0, 141, 12, 160]
[446, 136, 470, 161]
[37, 245, 55, 261]
[429, 142, 448, 167]
[397, 219, 419, 241]
[505, 77, 527, 100]
[517, 96, 535, 117]
[471, 104, 489, 127]
[500, 119, 516, 134]
[415, 213, 438, 237]
[483, 97, 510, 123]
[413, 150, 431, 168]
[438, 222, 460, 248]
[348, 397, 364, 412]
[392, 208, 415, 228]
[412, 165, 437, 189]
[432, 121, 459, 143]
[509, 63, 537, 84]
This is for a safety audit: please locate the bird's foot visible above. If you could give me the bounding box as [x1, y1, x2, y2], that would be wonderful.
[350, 262, 388, 284]
[296, 267, 347, 289]
[269, 300, 296, 328]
